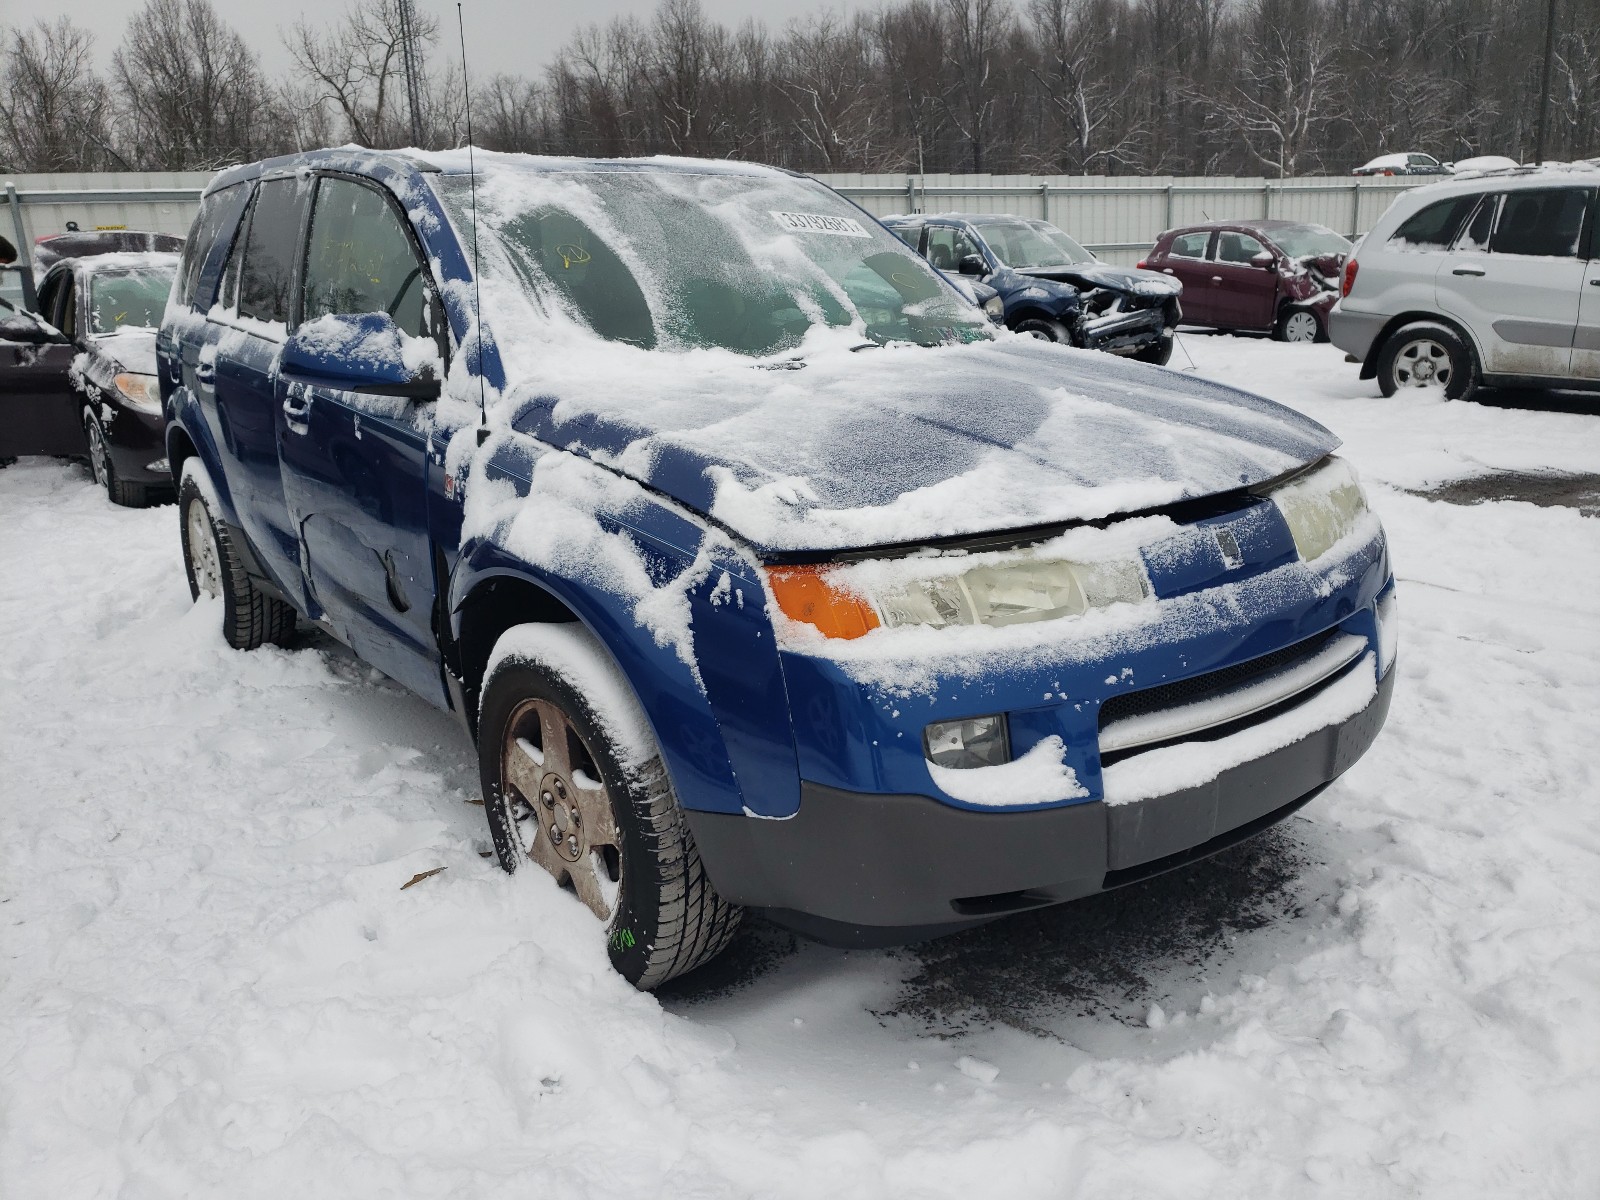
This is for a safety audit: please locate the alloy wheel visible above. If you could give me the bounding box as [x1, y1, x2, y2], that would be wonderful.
[500, 697, 624, 920]
[185, 500, 222, 599]
[87, 422, 108, 487]
[1393, 338, 1453, 390]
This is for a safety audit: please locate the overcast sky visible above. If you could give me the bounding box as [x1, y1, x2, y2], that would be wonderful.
[12, 0, 870, 79]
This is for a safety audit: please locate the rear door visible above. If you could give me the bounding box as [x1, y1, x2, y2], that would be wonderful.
[1211, 229, 1277, 330]
[1159, 231, 1216, 324]
[1438, 186, 1590, 377]
[276, 173, 445, 705]
[0, 268, 82, 458]
[206, 176, 314, 605]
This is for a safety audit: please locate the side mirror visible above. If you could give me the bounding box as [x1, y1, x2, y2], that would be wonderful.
[957, 253, 988, 277]
[1250, 250, 1277, 269]
[282, 312, 440, 400]
[0, 311, 65, 345]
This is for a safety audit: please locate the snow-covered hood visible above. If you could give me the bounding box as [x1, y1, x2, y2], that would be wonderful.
[1017, 263, 1181, 298]
[505, 335, 1337, 555]
[86, 328, 158, 376]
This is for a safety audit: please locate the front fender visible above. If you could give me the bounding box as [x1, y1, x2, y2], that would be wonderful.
[166, 385, 242, 526]
[449, 450, 802, 817]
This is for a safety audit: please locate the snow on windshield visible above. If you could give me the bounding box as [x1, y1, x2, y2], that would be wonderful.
[976, 218, 1093, 268]
[432, 166, 988, 356]
[1268, 225, 1351, 259]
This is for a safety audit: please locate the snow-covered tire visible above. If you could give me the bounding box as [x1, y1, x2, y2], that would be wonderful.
[1275, 307, 1322, 344]
[1376, 321, 1475, 400]
[1132, 334, 1174, 365]
[1014, 317, 1072, 344]
[478, 623, 741, 989]
[85, 413, 148, 508]
[178, 467, 296, 650]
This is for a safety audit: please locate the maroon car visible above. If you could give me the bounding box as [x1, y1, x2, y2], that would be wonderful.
[1140, 220, 1351, 343]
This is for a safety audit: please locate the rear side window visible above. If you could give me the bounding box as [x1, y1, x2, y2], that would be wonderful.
[302, 176, 429, 338]
[1389, 196, 1478, 249]
[237, 178, 308, 326]
[177, 184, 246, 308]
[1170, 231, 1209, 258]
[1490, 188, 1590, 258]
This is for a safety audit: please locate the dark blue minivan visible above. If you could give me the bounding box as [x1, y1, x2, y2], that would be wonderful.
[158, 149, 1395, 988]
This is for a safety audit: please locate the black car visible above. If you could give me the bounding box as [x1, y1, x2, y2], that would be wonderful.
[884, 213, 1183, 363]
[0, 252, 180, 505]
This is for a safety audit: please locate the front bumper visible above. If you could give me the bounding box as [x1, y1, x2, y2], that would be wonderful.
[688, 663, 1392, 942]
[1079, 300, 1177, 354]
[102, 404, 170, 484]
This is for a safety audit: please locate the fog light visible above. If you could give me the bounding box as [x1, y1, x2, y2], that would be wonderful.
[924, 715, 1010, 770]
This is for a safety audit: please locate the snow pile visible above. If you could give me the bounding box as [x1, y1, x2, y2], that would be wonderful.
[2, 335, 1599, 1196]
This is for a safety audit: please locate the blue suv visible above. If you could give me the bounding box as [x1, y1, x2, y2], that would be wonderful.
[158, 149, 1395, 988]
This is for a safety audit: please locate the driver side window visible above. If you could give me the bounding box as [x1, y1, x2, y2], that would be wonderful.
[925, 226, 982, 272]
[1215, 232, 1265, 264]
[302, 176, 429, 338]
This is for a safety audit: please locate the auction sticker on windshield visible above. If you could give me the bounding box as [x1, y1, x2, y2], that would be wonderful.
[771, 211, 872, 237]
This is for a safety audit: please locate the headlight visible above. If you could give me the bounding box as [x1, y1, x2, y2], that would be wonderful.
[982, 295, 1004, 321]
[113, 372, 161, 414]
[1268, 456, 1371, 562]
[766, 555, 1152, 640]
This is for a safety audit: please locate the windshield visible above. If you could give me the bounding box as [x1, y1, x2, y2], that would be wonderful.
[434, 169, 990, 355]
[972, 218, 1094, 268]
[90, 267, 174, 333]
[1270, 225, 1352, 259]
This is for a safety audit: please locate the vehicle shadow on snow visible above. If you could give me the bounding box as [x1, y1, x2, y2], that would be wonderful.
[664, 815, 1348, 1036]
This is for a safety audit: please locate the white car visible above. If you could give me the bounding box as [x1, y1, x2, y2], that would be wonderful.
[1329, 166, 1600, 398]
[1352, 152, 1450, 177]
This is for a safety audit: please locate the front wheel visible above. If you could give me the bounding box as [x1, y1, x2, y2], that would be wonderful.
[1275, 308, 1322, 344]
[1014, 317, 1073, 344]
[1132, 334, 1174, 365]
[1376, 322, 1475, 400]
[85, 413, 148, 507]
[178, 463, 297, 649]
[479, 623, 742, 989]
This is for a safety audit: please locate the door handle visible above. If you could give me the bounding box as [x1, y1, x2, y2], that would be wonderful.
[1589, 278, 1600, 286]
[1451, 266, 1486, 277]
[195, 362, 216, 384]
[1211, 275, 1223, 283]
[1162, 268, 1174, 275]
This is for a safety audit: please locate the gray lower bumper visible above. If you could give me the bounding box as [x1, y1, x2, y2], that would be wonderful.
[687, 666, 1393, 943]
[1329, 306, 1388, 366]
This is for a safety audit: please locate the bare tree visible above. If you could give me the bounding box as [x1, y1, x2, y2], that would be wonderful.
[0, 19, 120, 171]
[284, 0, 439, 147]
[1026, 0, 1144, 172]
[113, 0, 274, 170]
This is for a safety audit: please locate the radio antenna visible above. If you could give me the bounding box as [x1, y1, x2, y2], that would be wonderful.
[457, 3, 489, 443]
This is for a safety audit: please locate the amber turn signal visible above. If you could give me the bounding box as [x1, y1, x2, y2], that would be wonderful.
[764, 565, 881, 640]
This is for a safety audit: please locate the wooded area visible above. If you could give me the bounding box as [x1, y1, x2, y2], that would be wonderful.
[0, 0, 1591, 178]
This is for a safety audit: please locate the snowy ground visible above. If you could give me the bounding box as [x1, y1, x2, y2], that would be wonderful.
[3, 337, 1599, 1198]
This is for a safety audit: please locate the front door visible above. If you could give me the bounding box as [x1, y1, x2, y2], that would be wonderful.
[277, 173, 445, 706]
[1211, 230, 1278, 330]
[205, 176, 314, 605]
[0, 269, 82, 458]
[1438, 187, 1590, 377]
[1572, 214, 1600, 379]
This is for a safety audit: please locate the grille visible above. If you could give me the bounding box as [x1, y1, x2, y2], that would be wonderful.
[1098, 626, 1343, 733]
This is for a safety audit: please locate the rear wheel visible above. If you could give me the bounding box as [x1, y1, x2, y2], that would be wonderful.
[479, 624, 741, 989]
[1275, 308, 1321, 344]
[85, 413, 148, 507]
[178, 464, 297, 649]
[1376, 322, 1475, 400]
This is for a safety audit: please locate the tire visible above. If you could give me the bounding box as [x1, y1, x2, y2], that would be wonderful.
[1376, 321, 1476, 400]
[85, 413, 148, 507]
[478, 624, 742, 989]
[1132, 334, 1174, 365]
[1275, 307, 1322, 344]
[1014, 317, 1072, 344]
[178, 467, 297, 650]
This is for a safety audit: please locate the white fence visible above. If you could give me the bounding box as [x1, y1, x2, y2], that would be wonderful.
[1, 169, 1420, 276]
[816, 173, 1419, 264]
